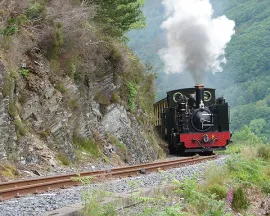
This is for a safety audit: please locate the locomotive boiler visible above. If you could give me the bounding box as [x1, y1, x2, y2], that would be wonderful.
[154, 84, 231, 154]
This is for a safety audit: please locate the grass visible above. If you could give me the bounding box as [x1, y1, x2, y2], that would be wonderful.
[14, 119, 27, 136]
[202, 184, 228, 200]
[148, 131, 166, 159]
[202, 144, 270, 213]
[77, 143, 269, 215]
[0, 163, 19, 179]
[20, 68, 29, 77]
[56, 153, 70, 166]
[95, 92, 111, 105]
[203, 164, 229, 186]
[257, 145, 270, 160]
[40, 129, 52, 139]
[232, 186, 250, 211]
[108, 135, 129, 162]
[55, 82, 67, 94]
[25, 2, 46, 20]
[108, 135, 126, 151]
[67, 99, 78, 110]
[72, 135, 102, 159]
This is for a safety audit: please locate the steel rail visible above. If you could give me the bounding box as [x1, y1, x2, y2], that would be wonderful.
[0, 155, 216, 200]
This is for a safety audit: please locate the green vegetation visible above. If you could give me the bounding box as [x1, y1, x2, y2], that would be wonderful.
[76, 138, 269, 215]
[40, 129, 52, 139]
[25, 2, 46, 20]
[0, 163, 19, 179]
[95, 92, 111, 106]
[91, 0, 146, 38]
[55, 82, 67, 94]
[56, 153, 71, 166]
[108, 135, 129, 162]
[0, 15, 27, 36]
[20, 68, 29, 77]
[72, 135, 102, 159]
[0, 0, 163, 164]
[67, 99, 78, 111]
[128, 0, 270, 141]
[14, 118, 27, 136]
[73, 176, 117, 216]
[231, 187, 250, 211]
[127, 82, 137, 111]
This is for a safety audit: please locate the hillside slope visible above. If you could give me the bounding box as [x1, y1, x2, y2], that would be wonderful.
[128, 0, 270, 140]
[0, 0, 164, 168]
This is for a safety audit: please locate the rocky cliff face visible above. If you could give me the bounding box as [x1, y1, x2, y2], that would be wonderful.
[0, 53, 161, 166]
[0, 62, 17, 161]
[0, 0, 164, 167]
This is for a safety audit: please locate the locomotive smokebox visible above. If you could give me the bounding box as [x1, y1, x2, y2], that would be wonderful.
[195, 84, 204, 108]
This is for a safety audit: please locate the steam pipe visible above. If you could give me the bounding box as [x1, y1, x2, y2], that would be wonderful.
[195, 84, 204, 108]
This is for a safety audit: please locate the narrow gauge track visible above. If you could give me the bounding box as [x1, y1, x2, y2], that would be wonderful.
[0, 155, 216, 201]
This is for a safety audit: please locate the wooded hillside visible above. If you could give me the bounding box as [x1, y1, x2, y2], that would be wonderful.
[128, 0, 270, 140]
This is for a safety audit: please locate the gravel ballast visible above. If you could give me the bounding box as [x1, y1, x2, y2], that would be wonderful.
[0, 155, 229, 216]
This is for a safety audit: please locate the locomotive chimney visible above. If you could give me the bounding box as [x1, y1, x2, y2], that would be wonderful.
[195, 84, 204, 108]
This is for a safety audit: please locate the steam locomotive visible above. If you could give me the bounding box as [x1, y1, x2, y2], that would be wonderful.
[154, 84, 231, 155]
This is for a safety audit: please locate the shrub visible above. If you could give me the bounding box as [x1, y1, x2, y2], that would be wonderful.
[148, 131, 166, 159]
[0, 163, 19, 178]
[261, 181, 270, 194]
[1, 25, 18, 36]
[172, 179, 227, 215]
[18, 90, 28, 104]
[232, 125, 265, 145]
[110, 91, 120, 104]
[82, 188, 117, 216]
[40, 129, 52, 139]
[227, 156, 261, 185]
[45, 24, 64, 59]
[3, 74, 14, 97]
[25, 2, 46, 20]
[108, 135, 129, 162]
[67, 99, 78, 110]
[68, 62, 76, 79]
[231, 187, 250, 211]
[203, 164, 229, 186]
[95, 92, 111, 105]
[72, 135, 101, 158]
[55, 82, 67, 94]
[56, 153, 70, 166]
[20, 68, 29, 77]
[204, 184, 228, 200]
[1, 15, 27, 36]
[14, 119, 27, 136]
[9, 100, 18, 117]
[127, 82, 137, 111]
[257, 145, 270, 160]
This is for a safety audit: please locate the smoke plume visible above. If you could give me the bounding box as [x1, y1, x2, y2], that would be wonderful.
[159, 0, 235, 83]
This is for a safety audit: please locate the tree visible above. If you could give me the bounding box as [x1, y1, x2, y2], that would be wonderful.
[91, 0, 146, 38]
[249, 118, 267, 138]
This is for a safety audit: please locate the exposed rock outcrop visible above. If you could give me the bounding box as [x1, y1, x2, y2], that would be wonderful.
[0, 62, 17, 161]
[0, 0, 164, 167]
[0, 51, 162, 166]
[102, 104, 158, 164]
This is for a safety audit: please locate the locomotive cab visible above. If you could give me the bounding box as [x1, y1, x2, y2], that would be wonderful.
[154, 84, 231, 155]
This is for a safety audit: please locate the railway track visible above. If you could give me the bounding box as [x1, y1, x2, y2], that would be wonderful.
[0, 155, 217, 201]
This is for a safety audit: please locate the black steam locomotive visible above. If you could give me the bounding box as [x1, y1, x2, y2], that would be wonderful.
[154, 84, 231, 154]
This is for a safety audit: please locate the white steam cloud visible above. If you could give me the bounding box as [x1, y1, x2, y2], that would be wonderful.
[159, 0, 235, 83]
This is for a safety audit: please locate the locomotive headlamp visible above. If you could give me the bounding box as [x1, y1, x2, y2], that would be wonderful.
[202, 134, 209, 143]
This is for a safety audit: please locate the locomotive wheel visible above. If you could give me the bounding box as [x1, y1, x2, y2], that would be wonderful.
[169, 141, 185, 155]
[169, 145, 176, 154]
[169, 140, 178, 154]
